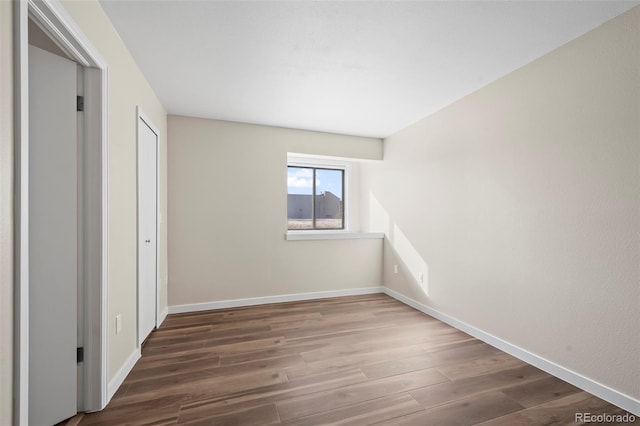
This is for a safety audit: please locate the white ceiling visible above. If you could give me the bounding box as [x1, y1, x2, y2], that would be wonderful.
[100, 1, 638, 138]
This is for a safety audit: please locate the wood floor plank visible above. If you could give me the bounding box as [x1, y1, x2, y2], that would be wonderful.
[141, 339, 205, 357]
[360, 354, 437, 380]
[146, 324, 211, 339]
[73, 295, 636, 426]
[285, 336, 476, 380]
[177, 369, 370, 422]
[143, 325, 274, 348]
[377, 391, 524, 426]
[164, 313, 323, 337]
[276, 368, 448, 421]
[427, 340, 502, 365]
[436, 351, 526, 381]
[277, 316, 393, 340]
[201, 335, 287, 352]
[298, 323, 465, 363]
[178, 403, 280, 426]
[283, 318, 437, 346]
[78, 395, 183, 425]
[408, 364, 548, 409]
[280, 393, 424, 425]
[218, 341, 325, 366]
[476, 391, 633, 426]
[257, 312, 324, 326]
[126, 355, 221, 383]
[124, 368, 288, 401]
[500, 375, 582, 408]
[296, 338, 486, 381]
[127, 353, 303, 385]
[134, 347, 221, 371]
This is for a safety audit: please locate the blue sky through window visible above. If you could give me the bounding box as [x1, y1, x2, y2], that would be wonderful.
[287, 167, 343, 199]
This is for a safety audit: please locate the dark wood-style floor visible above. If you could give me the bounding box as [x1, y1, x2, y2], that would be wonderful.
[69, 294, 636, 425]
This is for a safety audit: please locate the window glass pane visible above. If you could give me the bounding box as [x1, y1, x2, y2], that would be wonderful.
[287, 167, 313, 229]
[314, 168, 343, 229]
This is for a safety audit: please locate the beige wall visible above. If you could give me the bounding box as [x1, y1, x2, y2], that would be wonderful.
[0, 1, 14, 423]
[168, 116, 382, 306]
[361, 7, 640, 400]
[1, 0, 168, 416]
[60, 0, 168, 382]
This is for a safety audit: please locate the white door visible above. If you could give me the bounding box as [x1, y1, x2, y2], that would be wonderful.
[29, 45, 78, 425]
[137, 114, 158, 345]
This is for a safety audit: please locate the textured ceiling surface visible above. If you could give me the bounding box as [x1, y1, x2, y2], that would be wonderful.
[100, 1, 638, 137]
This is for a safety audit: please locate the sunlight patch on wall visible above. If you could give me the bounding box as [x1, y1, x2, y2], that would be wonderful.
[369, 192, 429, 297]
[393, 225, 429, 296]
[368, 193, 390, 237]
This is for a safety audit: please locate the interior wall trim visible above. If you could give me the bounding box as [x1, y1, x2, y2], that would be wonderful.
[168, 286, 385, 314]
[158, 307, 168, 328]
[107, 348, 140, 402]
[382, 287, 640, 417]
[15, 1, 109, 422]
[159, 284, 639, 416]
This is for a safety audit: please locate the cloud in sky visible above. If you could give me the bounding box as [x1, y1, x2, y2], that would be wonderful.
[288, 167, 320, 189]
[288, 167, 343, 198]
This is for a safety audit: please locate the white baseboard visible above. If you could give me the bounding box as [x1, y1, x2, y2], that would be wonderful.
[157, 306, 168, 327]
[168, 286, 384, 314]
[107, 348, 140, 402]
[382, 287, 640, 417]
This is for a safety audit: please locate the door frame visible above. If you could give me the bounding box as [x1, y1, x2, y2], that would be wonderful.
[136, 106, 160, 347]
[14, 0, 109, 423]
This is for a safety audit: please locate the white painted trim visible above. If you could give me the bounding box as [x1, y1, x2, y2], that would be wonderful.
[107, 348, 140, 402]
[158, 307, 168, 327]
[168, 287, 384, 314]
[14, 2, 30, 424]
[82, 66, 109, 412]
[287, 154, 353, 231]
[97, 64, 110, 412]
[288, 156, 351, 170]
[136, 106, 161, 346]
[16, 0, 110, 420]
[28, 0, 106, 67]
[285, 232, 384, 241]
[382, 287, 640, 417]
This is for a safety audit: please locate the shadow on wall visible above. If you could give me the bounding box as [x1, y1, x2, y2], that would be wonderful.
[369, 192, 430, 298]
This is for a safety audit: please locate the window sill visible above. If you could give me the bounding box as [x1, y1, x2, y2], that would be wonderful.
[285, 231, 385, 241]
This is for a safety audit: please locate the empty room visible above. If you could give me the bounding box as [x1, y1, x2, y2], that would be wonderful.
[1, 0, 639, 425]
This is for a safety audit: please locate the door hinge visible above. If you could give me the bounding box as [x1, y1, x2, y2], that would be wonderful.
[77, 347, 84, 363]
[77, 95, 84, 112]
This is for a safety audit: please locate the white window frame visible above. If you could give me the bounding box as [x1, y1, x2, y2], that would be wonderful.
[287, 154, 351, 234]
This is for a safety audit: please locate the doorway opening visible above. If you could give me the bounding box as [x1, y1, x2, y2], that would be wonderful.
[15, 2, 108, 424]
[137, 108, 160, 348]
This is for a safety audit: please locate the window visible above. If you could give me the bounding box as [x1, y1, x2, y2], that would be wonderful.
[287, 160, 346, 230]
